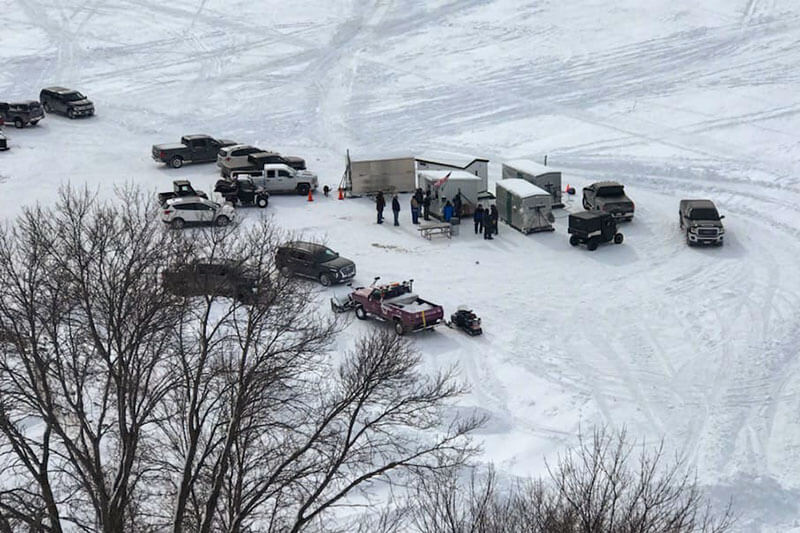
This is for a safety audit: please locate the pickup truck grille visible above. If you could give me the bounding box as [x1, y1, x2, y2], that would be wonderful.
[697, 228, 718, 237]
[340, 265, 355, 278]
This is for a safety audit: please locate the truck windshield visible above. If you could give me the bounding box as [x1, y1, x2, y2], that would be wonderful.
[64, 92, 85, 101]
[317, 248, 339, 262]
[596, 186, 625, 197]
[689, 208, 719, 220]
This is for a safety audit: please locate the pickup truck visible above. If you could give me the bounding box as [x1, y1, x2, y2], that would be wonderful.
[220, 151, 307, 177]
[152, 135, 236, 169]
[0, 101, 45, 128]
[679, 199, 725, 246]
[331, 279, 444, 336]
[231, 164, 318, 196]
[582, 181, 635, 221]
[158, 180, 207, 205]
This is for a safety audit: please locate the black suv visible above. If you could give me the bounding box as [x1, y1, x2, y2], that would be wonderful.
[0, 101, 44, 128]
[276, 242, 356, 287]
[161, 261, 261, 303]
[39, 87, 94, 118]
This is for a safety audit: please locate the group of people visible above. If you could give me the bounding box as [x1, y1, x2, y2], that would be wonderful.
[375, 190, 499, 240]
[376, 188, 433, 226]
[473, 204, 499, 240]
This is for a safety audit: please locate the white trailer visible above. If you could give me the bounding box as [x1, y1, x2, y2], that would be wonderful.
[502, 160, 563, 208]
[347, 155, 417, 195]
[495, 179, 555, 234]
[416, 154, 489, 192]
[418, 170, 486, 219]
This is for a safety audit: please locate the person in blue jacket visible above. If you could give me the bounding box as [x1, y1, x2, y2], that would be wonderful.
[443, 200, 454, 222]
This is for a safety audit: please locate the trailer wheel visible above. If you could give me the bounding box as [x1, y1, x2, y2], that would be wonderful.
[614, 233, 624, 244]
[569, 235, 579, 246]
[355, 305, 367, 320]
[587, 238, 599, 251]
[394, 319, 406, 336]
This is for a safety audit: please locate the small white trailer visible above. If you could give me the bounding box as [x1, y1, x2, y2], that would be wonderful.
[416, 153, 489, 192]
[418, 170, 487, 218]
[502, 160, 563, 208]
[495, 179, 555, 234]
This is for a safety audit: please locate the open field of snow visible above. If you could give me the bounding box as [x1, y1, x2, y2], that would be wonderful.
[2, 0, 800, 529]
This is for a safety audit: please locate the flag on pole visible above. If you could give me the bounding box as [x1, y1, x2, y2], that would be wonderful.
[433, 172, 451, 189]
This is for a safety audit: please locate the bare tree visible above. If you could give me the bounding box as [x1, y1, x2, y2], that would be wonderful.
[0, 186, 182, 532]
[404, 427, 733, 533]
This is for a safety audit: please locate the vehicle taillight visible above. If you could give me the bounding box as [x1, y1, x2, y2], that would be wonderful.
[226, 157, 231, 161]
[164, 209, 173, 215]
[160, 151, 165, 158]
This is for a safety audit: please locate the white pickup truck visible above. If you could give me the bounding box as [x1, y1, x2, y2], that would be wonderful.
[231, 164, 318, 195]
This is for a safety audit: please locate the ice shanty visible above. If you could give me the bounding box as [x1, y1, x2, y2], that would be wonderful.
[418, 170, 489, 218]
[495, 179, 555, 233]
[345, 155, 417, 195]
[502, 160, 563, 208]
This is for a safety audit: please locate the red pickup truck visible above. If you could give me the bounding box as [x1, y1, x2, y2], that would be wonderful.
[332, 279, 443, 336]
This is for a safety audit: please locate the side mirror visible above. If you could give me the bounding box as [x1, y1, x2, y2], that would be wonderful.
[719, 215, 725, 219]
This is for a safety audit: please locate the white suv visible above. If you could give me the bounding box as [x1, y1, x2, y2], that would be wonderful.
[217, 144, 262, 169]
[162, 197, 235, 229]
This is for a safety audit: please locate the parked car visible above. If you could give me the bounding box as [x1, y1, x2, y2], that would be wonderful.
[214, 176, 269, 208]
[331, 279, 444, 336]
[276, 241, 355, 286]
[568, 211, 623, 250]
[221, 150, 307, 177]
[158, 180, 207, 205]
[161, 197, 235, 229]
[232, 164, 318, 196]
[582, 181, 635, 221]
[39, 87, 94, 118]
[217, 144, 264, 170]
[679, 199, 725, 246]
[0, 101, 44, 128]
[162, 261, 261, 303]
[152, 135, 237, 169]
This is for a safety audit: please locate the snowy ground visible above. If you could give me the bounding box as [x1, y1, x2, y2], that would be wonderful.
[3, 0, 800, 529]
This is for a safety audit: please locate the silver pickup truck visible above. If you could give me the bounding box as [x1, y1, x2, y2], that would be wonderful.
[231, 164, 318, 196]
[679, 199, 725, 246]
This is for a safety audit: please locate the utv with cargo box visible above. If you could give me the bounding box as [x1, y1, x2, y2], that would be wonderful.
[568, 211, 623, 250]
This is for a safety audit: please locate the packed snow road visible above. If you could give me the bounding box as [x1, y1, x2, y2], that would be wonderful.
[2, 0, 800, 529]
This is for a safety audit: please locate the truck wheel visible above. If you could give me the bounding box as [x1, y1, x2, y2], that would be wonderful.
[297, 183, 310, 196]
[318, 273, 332, 287]
[569, 235, 579, 246]
[256, 196, 268, 208]
[170, 218, 185, 230]
[587, 238, 599, 251]
[355, 305, 368, 320]
[279, 265, 292, 277]
[215, 215, 230, 227]
[14, 118, 23, 129]
[614, 233, 624, 244]
[394, 319, 406, 336]
[169, 156, 184, 169]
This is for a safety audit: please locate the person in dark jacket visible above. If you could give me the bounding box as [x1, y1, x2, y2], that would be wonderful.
[443, 200, 454, 222]
[473, 204, 484, 234]
[376, 192, 385, 224]
[490, 204, 499, 235]
[423, 189, 432, 221]
[483, 209, 493, 240]
[391, 194, 401, 226]
[453, 193, 462, 218]
[410, 195, 420, 224]
[414, 188, 424, 206]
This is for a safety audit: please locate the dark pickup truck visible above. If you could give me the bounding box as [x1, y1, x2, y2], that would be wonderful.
[679, 199, 725, 246]
[162, 261, 262, 304]
[0, 101, 45, 128]
[582, 181, 635, 221]
[153, 135, 236, 169]
[221, 151, 307, 177]
[158, 180, 207, 205]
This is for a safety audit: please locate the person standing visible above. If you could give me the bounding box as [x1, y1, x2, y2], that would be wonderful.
[483, 209, 493, 240]
[443, 200, 454, 222]
[410, 195, 420, 224]
[376, 192, 385, 224]
[414, 187, 424, 206]
[391, 194, 401, 226]
[453, 193, 462, 219]
[473, 203, 484, 234]
[490, 204, 499, 235]
[423, 189, 432, 221]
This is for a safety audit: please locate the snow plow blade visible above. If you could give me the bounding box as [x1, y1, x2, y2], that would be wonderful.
[330, 295, 355, 313]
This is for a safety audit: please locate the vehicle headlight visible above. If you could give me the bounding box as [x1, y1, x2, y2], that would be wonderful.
[689, 226, 698, 233]
[718, 227, 725, 234]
